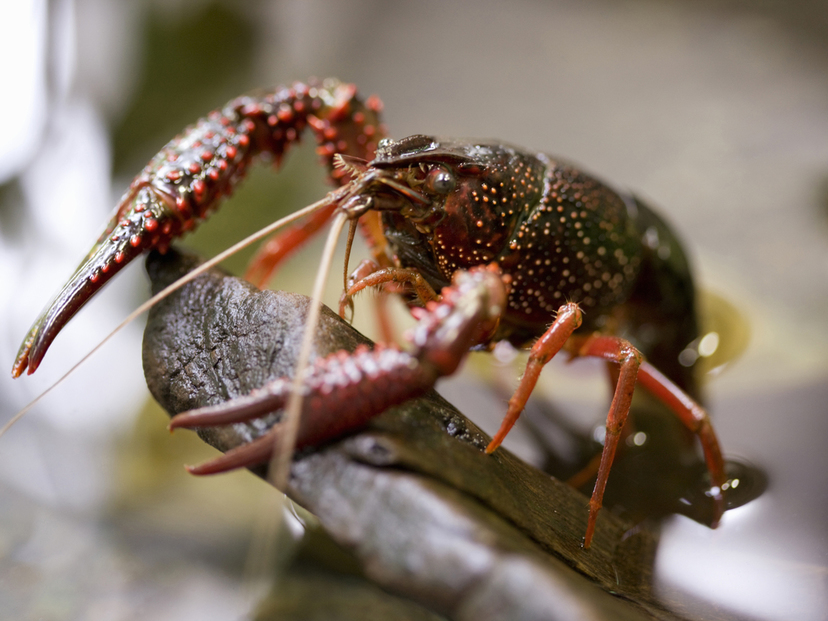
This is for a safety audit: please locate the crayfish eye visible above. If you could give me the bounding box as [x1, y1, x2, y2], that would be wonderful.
[425, 166, 456, 194]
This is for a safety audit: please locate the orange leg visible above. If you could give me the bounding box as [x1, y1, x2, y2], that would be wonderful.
[565, 335, 726, 549]
[338, 265, 441, 317]
[485, 302, 583, 453]
[335, 258, 401, 343]
[338, 258, 382, 318]
[636, 360, 726, 523]
[244, 203, 338, 288]
[565, 335, 642, 548]
[565, 361, 632, 489]
[355, 210, 392, 269]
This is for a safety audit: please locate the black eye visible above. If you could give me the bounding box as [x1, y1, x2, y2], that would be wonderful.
[425, 166, 456, 194]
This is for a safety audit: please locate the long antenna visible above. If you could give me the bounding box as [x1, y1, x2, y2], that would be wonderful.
[239, 211, 349, 610]
[268, 210, 349, 491]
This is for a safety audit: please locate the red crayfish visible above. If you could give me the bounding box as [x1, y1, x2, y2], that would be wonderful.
[11, 78, 726, 548]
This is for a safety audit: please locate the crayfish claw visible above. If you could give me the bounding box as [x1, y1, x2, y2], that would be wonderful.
[13, 78, 386, 376]
[11, 188, 178, 376]
[185, 430, 278, 476]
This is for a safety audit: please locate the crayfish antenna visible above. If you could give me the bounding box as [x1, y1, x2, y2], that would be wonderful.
[267, 210, 350, 491]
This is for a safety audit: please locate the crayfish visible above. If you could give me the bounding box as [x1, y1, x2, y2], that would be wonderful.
[11, 77, 727, 549]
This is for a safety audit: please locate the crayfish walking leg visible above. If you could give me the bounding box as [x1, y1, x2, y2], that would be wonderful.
[482, 322, 726, 549]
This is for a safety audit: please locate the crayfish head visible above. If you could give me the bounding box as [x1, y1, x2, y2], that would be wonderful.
[363, 136, 539, 286]
[352, 134, 491, 232]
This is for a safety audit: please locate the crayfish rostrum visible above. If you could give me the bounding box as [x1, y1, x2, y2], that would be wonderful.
[11, 77, 727, 548]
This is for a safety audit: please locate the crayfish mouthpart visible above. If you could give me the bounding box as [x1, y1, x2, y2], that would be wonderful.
[332, 153, 369, 177]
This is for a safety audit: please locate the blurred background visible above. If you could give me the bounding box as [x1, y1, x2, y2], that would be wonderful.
[1, 0, 827, 619]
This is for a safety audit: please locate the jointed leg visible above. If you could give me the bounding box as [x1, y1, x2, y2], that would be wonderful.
[338, 264, 441, 317]
[565, 335, 726, 548]
[486, 303, 583, 454]
[373, 289, 397, 345]
[636, 361, 726, 525]
[566, 335, 642, 549]
[565, 361, 632, 489]
[336, 257, 402, 342]
[245, 203, 337, 288]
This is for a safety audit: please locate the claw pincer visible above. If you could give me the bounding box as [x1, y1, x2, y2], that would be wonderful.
[12, 79, 383, 377]
[167, 266, 509, 475]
